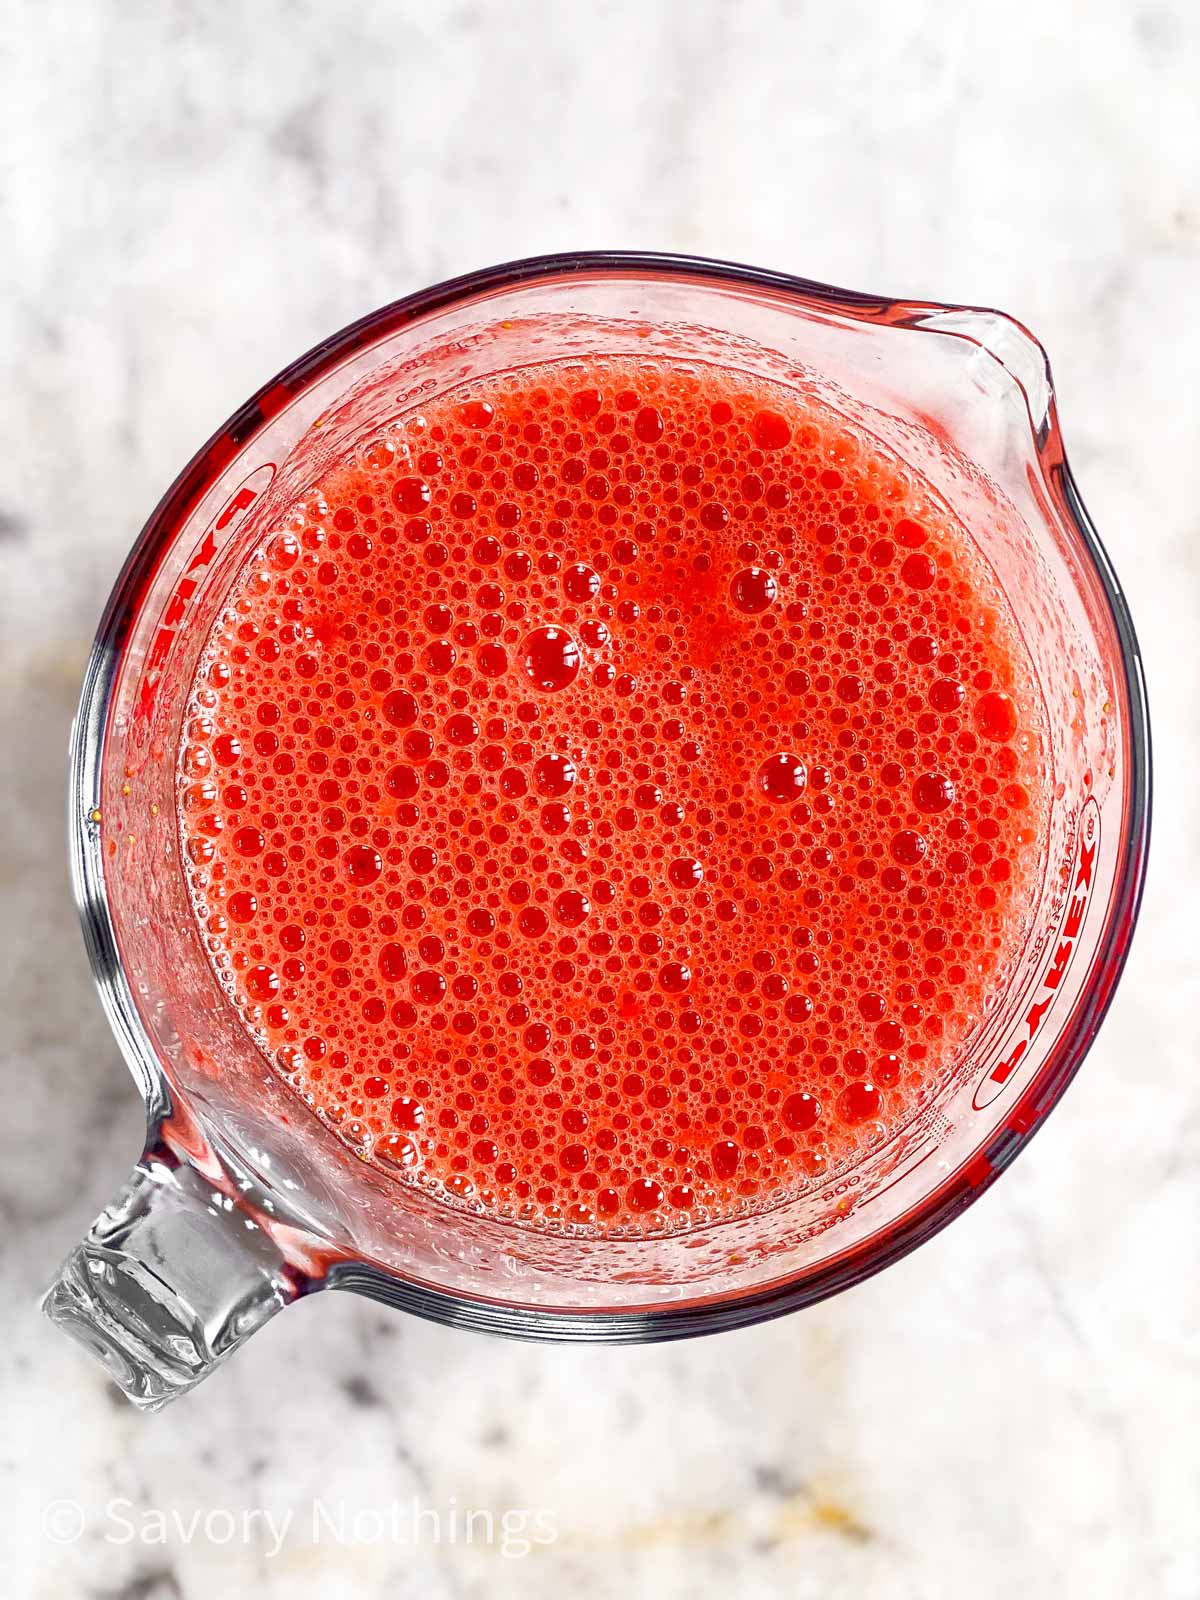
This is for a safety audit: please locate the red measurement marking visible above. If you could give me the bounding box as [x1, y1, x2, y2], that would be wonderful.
[135, 463, 276, 724]
[973, 797, 1100, 1111]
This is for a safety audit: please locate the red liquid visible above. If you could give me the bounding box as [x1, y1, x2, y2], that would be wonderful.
[179, 358, 1047, 1234]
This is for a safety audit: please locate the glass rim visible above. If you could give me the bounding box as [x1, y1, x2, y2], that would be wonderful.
[69, 249, 1152, 1341]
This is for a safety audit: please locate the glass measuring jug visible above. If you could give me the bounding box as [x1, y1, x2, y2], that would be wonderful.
[42, 253, 1150, 1409]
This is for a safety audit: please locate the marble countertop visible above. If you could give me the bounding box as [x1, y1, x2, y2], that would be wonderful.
[1, 2, 1196, 1597]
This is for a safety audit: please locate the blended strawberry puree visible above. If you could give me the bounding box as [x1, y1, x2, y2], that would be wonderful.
[178, 354, 1046, 1235]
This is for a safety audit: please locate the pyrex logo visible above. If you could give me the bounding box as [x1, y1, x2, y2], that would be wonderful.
[135, 463, 276, 723]
[973, 797, 1100, 1110]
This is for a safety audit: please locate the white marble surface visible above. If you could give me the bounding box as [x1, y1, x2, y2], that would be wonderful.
[1, 2, 1197, 1596]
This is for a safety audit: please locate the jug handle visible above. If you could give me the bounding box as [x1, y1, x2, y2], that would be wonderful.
[41, 1149, 299, 1410]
